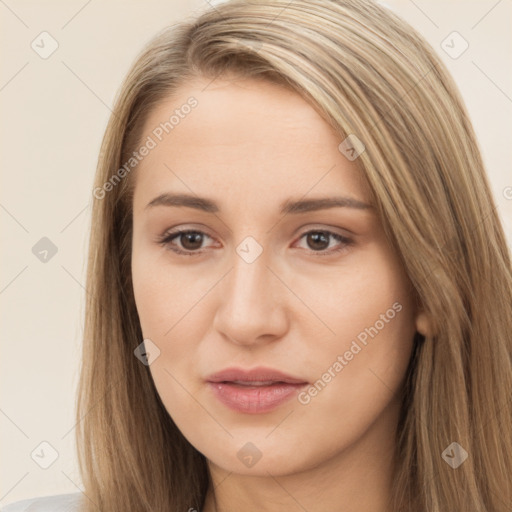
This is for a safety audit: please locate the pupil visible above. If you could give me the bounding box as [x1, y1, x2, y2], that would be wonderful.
[308, 232, 328, 251]
[182, 232, 202, 250]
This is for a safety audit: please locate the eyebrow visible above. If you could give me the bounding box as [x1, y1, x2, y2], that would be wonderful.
[145, 193, 373, 214]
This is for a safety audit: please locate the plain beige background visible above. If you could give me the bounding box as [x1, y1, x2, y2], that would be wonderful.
[1, 0, 511, 506]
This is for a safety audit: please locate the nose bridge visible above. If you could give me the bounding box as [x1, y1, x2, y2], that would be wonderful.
[213, 236, 287, 344]
[227, 239, 274, 314]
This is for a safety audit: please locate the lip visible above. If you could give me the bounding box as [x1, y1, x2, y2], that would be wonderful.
[206, 366, 308, 414]
[206, 366, 308, 385]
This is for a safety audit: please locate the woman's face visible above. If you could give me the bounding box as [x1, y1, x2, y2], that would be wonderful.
[131, 76, 425, 476]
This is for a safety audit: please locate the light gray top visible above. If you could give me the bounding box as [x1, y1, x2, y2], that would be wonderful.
[0, 493, 84, 512]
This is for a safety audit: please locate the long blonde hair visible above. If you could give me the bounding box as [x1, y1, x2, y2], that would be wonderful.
[76, 1, 512, 510]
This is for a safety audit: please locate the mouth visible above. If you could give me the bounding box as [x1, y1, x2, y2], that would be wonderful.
[206, 366, 308, 385]
[205, 367, 308, 414]
[223, 380, 298, 386]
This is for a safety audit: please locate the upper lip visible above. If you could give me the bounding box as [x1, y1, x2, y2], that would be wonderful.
[206, 366, 308, 384]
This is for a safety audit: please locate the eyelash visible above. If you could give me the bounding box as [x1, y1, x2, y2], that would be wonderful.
[156, 228, 353, 257]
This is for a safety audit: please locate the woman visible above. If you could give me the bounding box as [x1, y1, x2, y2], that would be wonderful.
[4, 0, 511, 510]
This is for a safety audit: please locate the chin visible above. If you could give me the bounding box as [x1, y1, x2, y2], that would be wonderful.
[203, 435, 335, 478]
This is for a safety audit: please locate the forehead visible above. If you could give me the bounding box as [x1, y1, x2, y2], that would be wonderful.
[132, 76, 372, 216]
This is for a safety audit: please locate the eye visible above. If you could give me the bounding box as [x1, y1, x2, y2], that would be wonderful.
[295, 229, 353, 256]
[156, 228, 353, 257]
[157, 229, 215, 256]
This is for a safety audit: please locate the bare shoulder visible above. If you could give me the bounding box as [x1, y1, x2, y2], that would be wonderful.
[0, 492, 84, 512]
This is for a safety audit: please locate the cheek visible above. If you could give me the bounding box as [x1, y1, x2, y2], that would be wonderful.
[131, 241, 206, 338]
[131, 254, 212, 424]
[131, 246, 219, 413]
[301, 245, 414, 350]
[297, 248, 416, 423]
[292, 239, 413, 370]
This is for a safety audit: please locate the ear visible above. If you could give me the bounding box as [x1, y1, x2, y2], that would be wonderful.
[415, 310, 431, 337]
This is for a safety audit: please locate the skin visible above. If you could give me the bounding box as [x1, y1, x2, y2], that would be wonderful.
[131, 75, 430, 512]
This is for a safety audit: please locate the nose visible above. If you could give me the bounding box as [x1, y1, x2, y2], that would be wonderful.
[212, 245, 289, 347]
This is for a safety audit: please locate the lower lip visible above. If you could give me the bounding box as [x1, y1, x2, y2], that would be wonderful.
[207, 381, 307, 414]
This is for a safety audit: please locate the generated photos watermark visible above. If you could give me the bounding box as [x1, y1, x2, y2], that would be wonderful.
[93, 96, 198, 200]
[298, 301, 403, 405]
